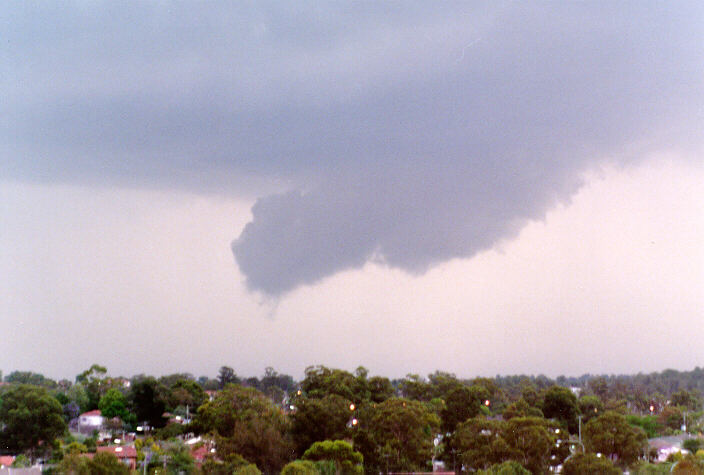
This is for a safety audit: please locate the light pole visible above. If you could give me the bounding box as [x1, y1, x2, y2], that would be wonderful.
[578, 415, 582, 446]
[682, 411, 688, 433]
[142, 448, 151, 475]
[432, 436, 440, 472]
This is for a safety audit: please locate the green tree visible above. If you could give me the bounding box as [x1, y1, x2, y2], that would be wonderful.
[521, 385, 541, 407]
[477, 461, 530, 475]
[4, 371, 57, 388]
[290, 394, 353, 456]
[561, 453, 620, 475]
[626, 414, 661, 438]
[659, 405, 684, 431]
[584, 411, 647, 467]
[197, 384, 293, 474]
[472, 377, 506, 409]
[356, 398, 439, 472]
[217, 366, 240, 389]
[281, 460, 318, 475]
[130, 377, 167, 429]
[0, 384, 67, 460]
[235, 464, 263, 475]
[67, 383, 91, 413]
[671, 390, 701, 412]
[167, 379, 207, 411]
[542, 386, 579, 433]
[683, 438, 702, 454]
[672, 454, 704, 474]
[88, 451, 130, 474]
[502, 417, 554, 474]
[75, 364, 109, 410]
[164, 442, 195, 474]
[631, 461, 673, 474]
[158, 373, 196, 388]
[440, 385, 489, 433]
[302, 440, 363, 475]
[259, 367, 296, 402]
[399, 374, 433, 401]
[300, 366, 362, 402]
[10, 455, 31, 467]
[200, 453, 253, 474]
[588, 377, 610, 400]
[368, 376, 395, 403]
[428, 371, 464, 400]
[58, 453, 90, 474]
[502, 398, 543, 420]
[578, 395, 605, 424]
[453, 418, 510, 472]
[64, 441, 89, 455]
[98, 388, 130, 421]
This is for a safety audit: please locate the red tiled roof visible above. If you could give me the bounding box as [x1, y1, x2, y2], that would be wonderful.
[97, 446, 137, 459]
[80, 409, 102, 417]
[0, 456, 15, 467]
[191, 445, 210, 462]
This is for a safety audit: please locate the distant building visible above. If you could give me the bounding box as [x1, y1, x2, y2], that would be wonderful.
[649, 435, 692, 462]
[78, 409, 104, 434]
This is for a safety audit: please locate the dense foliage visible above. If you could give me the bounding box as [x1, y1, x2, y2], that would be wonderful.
[2, 363, 704, 473]
[0, 384, 67, 459]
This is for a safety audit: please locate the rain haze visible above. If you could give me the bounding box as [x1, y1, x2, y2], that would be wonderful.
[1, 2, 703, 380]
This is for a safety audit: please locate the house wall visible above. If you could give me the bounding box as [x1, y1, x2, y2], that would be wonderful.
[79, 415, 103, 427]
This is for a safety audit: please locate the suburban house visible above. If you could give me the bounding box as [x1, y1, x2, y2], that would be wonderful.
[95, 446, 137, 470]
[78, 409, 104, 434]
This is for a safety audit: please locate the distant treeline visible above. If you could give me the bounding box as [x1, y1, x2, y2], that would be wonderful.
[4, 365, 704, 403]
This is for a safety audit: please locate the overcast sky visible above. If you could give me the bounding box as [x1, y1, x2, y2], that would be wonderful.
[1, 2, 703, 381]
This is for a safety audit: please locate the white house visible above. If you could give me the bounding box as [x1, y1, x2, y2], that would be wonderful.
[78, 409, 104, 434]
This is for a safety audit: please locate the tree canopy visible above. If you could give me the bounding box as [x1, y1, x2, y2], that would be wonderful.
[197, 384, 293, 474]
[355, 398, 439, 473]
[290, 394, 353, 456]
[561, 453, 620, 475]
[583, 411, 647, 467]
[302, 440, 363, 475]
[98, 388, 130, 421]
[541, 386, 579, 433]
[0, 384, 67, 459]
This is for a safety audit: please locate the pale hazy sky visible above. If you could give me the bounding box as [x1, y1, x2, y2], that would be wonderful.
[1, 2, 703, 380]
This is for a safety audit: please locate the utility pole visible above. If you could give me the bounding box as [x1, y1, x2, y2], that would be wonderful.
[578, 415, 582, 446]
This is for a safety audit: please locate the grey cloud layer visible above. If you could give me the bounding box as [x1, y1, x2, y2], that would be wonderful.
[3, 3, 703, 294]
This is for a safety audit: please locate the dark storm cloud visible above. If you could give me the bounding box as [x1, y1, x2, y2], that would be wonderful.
[2, 2, 703, 294]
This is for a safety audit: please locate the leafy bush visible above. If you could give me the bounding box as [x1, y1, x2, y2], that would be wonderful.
[683, 438, 702, 454]
[281, 460, 318, 475]
[477, 460, 530, 474]
[11, 455, 30, 468]
[561, 453, 620, 475]
[234, 464, 262, 475]
[627, 414, 661, 438]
